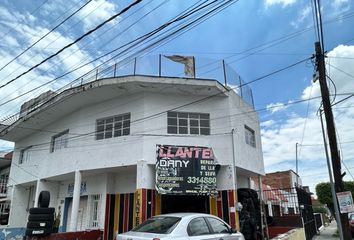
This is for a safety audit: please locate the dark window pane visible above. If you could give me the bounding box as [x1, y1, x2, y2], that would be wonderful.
[178, 112, 188, 118]
[179, 119, 188, 126]
[123, 120, 130, 128]
[106, 118, 113, 124]
[97, 125, 104, 132]
[189, 113, 198, 119]
[97, 120, 104, 125]
[179, 127, 188, 134]
[123, 128, 130, 135]
[105, 124, 113, 131]
[200, 120, 209, 127]
[187, 218, 210, 236]
[207, 217, 230, 234]
[190, 128, 199, 135]
[200, 114, 209, 119]
[132, 217, 181, 234]
[190, 120, 199, 127]
[115, 122, 122, 129]
[114, 116, 122, 121]
[105, 132, 112, 138]
[96, 133, 104, 140]
[123, 114, 130, 120]
[168, 112, 177, 118]
[168, 126, 177, 134]
[200, 128, 210, 135]
[114, 130, 122, 137]
[168, 118, 177, 125]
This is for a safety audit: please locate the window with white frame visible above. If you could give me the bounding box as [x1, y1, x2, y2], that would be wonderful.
[167, 112, 210, 135]
[19, 146, 32, 164]
[89, 194, 101, 228]
[50, 130, 69, 152]
[96, 113, 130, 140]
[245, 125, 256, 147]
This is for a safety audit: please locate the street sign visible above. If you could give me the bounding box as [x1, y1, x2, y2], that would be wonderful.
[155, 145, 217, 196]
[336, 191, 354, 213]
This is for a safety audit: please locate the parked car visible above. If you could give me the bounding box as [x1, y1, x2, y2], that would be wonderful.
[117, 212, 245, 240]
[349, 214, 354, 236]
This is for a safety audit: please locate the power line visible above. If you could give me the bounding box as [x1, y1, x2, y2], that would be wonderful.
[0, 0, 237, 110]
[0, 0, 92, 74]
[0, 0, 143, 90]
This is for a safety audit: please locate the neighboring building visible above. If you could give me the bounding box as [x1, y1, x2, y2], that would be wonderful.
[0, 152, 11, 226]
[0, 60, 264, 238]
[262, 170, 302, 189]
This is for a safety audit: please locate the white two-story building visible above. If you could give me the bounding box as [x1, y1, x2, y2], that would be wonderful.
[0, 60, 264, 239]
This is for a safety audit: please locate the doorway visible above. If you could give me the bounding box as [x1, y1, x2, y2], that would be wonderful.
[161, 195, 209, 214]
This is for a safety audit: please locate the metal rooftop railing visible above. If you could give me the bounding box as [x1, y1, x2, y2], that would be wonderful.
[0, 56, 254, 126]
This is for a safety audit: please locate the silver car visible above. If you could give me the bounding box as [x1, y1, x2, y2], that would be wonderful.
[117, 212, 245, 240]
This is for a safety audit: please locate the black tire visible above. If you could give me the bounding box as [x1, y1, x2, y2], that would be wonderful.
[38, 191, 50, 208]
[29, 207, 55, 214]
[28, 213, 54, 221]
[25, 227, 52, 236]
[27, 220, 53, 228]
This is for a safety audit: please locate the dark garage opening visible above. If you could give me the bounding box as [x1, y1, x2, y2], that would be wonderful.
[161, 195, 209, 214]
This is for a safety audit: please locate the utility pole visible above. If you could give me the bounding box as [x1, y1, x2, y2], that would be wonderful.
[315, 41, 351, 239]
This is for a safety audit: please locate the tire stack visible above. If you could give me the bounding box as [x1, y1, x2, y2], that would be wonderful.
[25, 191, 54, 237]
[238, 188, 262, 240]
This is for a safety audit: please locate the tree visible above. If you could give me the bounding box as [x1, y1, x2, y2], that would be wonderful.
[316, 181, 354, 216]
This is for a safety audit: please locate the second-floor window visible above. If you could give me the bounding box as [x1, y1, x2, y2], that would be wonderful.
[50, 130, 69, 152]
[245, 125, 256, 148]
[19, 146, 32, 164]
[96, 113, 131, 140]
[167, 112, 210, 135]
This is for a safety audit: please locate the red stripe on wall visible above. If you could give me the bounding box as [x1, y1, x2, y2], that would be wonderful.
[142, 189, 147, 222]
[124, 194, 129, 232]
[228, 190, 236, 229]
[217, 191, 223, 219]
[152, 190, 156, 217]
[104, 194, 110, 240]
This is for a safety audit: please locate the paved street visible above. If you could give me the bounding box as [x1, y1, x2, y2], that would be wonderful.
[313, 221, 340, 240]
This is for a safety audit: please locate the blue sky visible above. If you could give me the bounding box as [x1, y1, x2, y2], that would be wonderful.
[0, 0, 353, 193]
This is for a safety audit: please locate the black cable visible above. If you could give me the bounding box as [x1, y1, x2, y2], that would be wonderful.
[0, 0, 231, 109]
[0, 0, 143, 90]
[0, 0, 50, 41]
[1, 56, 313, 150]
[0, 0, 93, 74]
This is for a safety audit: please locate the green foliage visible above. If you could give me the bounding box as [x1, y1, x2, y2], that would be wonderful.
[313, 205, 328, 214]
[316, 181, 354, 215]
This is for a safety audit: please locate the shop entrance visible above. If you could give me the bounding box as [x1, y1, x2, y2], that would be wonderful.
[161, 195, 209, 214]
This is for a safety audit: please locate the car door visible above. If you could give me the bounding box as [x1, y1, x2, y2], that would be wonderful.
[187, 217, 215, 240]
[205, 217, 234, 240]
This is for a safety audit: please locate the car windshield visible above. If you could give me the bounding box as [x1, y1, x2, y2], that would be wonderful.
[350, 214, 354, 220]
[132, 216, 181, 234]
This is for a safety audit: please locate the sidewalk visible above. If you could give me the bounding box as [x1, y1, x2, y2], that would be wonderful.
[313, 220, 339, 240]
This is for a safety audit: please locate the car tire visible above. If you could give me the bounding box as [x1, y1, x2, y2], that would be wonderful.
[27, 220, 53, 228]
[25, 227, 52, 236]
[28, 214, 54, 221]
[29, 207, 55, 215]
[38, 191, 50, 208]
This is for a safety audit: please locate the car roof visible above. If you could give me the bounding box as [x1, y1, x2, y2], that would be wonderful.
[152, 212, 219, 219]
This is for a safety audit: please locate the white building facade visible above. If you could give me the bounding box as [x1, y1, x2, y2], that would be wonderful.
[0, 75, 264, 239]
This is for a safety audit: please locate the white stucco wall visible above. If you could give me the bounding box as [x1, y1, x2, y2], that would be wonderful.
[5, 77, 265, 229]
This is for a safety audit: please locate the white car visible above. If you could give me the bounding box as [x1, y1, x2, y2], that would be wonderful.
[117, 212, 245, 240]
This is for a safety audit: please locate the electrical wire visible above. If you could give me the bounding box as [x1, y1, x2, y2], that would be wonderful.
[0, 0, 144, 90]
[0, 0, 93, 74]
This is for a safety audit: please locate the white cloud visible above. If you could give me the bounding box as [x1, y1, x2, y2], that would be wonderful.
[290, 6, 311, 29]
[266, 102, 288, 113]
[262, 44, 354, 192]
[77, 0, 119, 30]
[265, 0, 297, 8]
